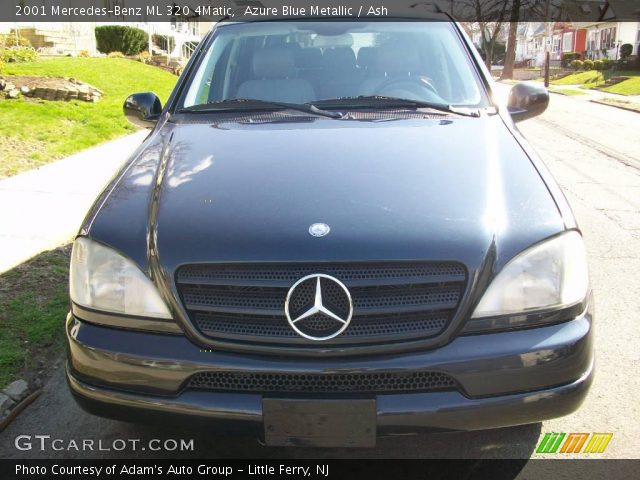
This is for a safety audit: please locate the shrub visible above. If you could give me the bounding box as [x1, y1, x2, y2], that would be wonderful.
[1, 46, 37, 63]
[0, 34, 32, 48]
[78, 50, 90, 58]
[570, 59, 583, 70]
[601, 58, 613, 70]
[107, 51, 124, 58]
[617, 58, 640, 71]
[562, 52, 581, 67]
[593, 60, 603, 70]
[582, 59, 594, 70]
[95, 26, 148, 56]
[620, 43, 633, 60]
[136, 50, 151, 64]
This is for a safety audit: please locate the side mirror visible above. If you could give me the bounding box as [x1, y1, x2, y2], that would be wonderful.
[507, 82, 549, 122]
[124, 92, 162, 128]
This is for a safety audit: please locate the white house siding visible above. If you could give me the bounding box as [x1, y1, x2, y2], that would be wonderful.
[618, 21, 640, 56]
[585, 21, 640, 60]
[2, 22, 95, 54]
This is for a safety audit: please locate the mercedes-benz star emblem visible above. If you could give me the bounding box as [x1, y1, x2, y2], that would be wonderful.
[285, 274, 353, 341]
[308, 223, 330, 237]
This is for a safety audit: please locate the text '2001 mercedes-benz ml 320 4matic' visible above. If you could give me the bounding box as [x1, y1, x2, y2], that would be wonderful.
[66, 14, 593, 447]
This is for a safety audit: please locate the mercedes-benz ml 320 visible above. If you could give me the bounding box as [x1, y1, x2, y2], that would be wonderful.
[66, 17, 593, 447]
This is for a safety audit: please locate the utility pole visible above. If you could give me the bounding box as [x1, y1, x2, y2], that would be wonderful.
[544, 0, 552, 87]
[544, 51, 550, 87]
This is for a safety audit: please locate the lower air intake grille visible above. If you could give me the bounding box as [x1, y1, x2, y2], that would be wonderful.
[186, 371, 458, 394]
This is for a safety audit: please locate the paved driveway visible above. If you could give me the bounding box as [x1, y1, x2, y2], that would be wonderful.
[0, 131, 148, 274]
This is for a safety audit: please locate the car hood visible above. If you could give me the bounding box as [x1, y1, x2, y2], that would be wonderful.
[154, 115, 565, 270]
[87, 115, 565, 274]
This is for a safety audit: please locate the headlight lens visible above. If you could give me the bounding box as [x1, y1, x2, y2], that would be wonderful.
[471, 231, 588, 318]
[70, 237, 172, 319]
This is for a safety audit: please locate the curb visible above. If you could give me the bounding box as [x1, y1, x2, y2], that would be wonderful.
[548, 90, 574, 97]
[590, 99, 640, 114]
[0, 389, 42, 432]
[548, 88, 594, 98]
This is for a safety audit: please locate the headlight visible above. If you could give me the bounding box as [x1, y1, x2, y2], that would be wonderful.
[70, 237, 172, 319]
[471, 231, 588, 318]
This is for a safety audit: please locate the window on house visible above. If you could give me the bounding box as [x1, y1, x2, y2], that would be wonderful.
[562, 32, 573, 52]
[552, 37, 560, 53]
[600, 27, 616, 50]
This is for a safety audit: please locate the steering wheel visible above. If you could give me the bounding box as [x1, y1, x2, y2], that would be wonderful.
[375, 78, 440, 101]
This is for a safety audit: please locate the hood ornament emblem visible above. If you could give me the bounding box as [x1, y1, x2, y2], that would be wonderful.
[285, 274, 353, 341]
[308, 223, 330, 237]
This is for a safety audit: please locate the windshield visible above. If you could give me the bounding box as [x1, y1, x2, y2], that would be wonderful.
[181, 21, 487, 110]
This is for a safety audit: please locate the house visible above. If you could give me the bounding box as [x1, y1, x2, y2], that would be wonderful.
[581, 21, 640, 59]
[512, 0, 640, 67]
[0, 24, 96, 53]
[0, 0, 213, 59]
[575, 0, 640, 59]
[551, 23, 587, 61]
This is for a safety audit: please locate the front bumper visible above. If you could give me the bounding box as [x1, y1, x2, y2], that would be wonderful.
[66, 303, 594, 435]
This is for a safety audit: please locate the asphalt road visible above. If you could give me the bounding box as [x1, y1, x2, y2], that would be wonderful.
[1, 92, 638, 464]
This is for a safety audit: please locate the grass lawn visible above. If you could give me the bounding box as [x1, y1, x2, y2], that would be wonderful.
[552, 70, 604, 86]
[601, 76, 640, 95]
[0, 57, 177, 177]
[0, 247, 70, 387]
[552, 69, 640, 95]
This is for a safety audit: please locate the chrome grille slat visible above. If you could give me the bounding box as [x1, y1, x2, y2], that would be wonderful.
[175, 262, 466, 348]
[177, 263, 465, 284]
[193, 311, 449, 344]
[175, 274, 464, 288]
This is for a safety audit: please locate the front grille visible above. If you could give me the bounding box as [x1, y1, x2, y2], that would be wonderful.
[186, 370, 457, 394]
[175, 262, 466, 348]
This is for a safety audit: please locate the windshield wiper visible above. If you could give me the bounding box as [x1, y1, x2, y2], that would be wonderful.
[180, 98, 343, 119]
[314, 96, 484, 118]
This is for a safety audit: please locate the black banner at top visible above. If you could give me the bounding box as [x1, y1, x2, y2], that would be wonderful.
[2, 0, 640, 23]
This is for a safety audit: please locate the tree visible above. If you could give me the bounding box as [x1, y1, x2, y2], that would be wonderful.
[458, 1, 510, 69]
[500, 0, 521, 80]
